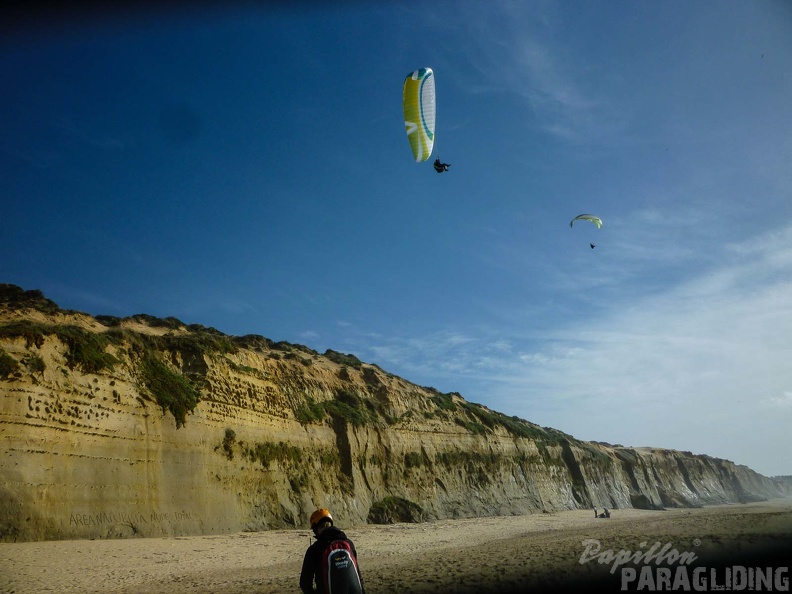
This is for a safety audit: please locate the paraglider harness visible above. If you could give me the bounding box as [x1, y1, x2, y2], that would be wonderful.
[433, 158, 450, 173]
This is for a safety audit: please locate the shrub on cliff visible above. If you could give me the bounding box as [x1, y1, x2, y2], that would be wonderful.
[0, 350, 19, 379]
[454, 416, 488, 435]
[131, 314, 186, 330]
[323, 393, 367, 427]
[431, 392, 457, 411]
[221, 428, 236, 460]
[57, 326, 119, 373]
[0, 321, 47, 349]
[295, 389, 388, 428]
[327, 388, 393, 427]
[367, 497, 424, 524]
[165, 331, 238, 357]
[22, 354, 45, 375]
[404, 452, 424, 469]
[324, 350, 363, 369]
[456, 401, 560, 443]
[0, 322, 117, 373]
[232, 334, 274, 351]
[0, 284, 60, 314]
[295, 396, 325, 424]
[139, 354, 199, 428]
[245, 441, 303, 466]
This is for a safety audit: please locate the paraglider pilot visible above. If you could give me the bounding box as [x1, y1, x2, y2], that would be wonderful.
[433, 157, 450, 173]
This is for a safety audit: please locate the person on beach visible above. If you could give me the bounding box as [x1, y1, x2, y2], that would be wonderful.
[300, 508, 365, 594]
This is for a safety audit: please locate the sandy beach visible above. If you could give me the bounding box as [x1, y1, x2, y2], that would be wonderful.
[1, 499, 790, 594]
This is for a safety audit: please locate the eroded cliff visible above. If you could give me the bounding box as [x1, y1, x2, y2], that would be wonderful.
[1, 285, 788, 542]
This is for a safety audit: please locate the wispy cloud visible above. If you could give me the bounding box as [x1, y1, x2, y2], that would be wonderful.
[763, 392, 792, 410]
[350, 223, 792, 474]
[298, 330, 320, 342]
[450, 1, 627, 144]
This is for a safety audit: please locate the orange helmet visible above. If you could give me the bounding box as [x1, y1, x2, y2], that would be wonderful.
[309, 508, 333, 529]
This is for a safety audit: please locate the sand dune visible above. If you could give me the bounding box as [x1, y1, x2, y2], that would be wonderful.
[2, 499, 790, 594]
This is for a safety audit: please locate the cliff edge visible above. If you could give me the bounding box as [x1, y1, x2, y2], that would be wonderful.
[1, 285, 788, 542]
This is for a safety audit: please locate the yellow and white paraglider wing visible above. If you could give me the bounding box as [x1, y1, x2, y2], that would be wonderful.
[403, 68, 436, 162]
[570, 214, 603, 229]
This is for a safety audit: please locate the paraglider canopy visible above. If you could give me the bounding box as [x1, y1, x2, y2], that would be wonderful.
[570, 214, 603, 229]
[403, 67, 436, 162]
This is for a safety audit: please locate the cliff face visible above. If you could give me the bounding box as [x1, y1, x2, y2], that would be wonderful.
[0, 287, 788, 542]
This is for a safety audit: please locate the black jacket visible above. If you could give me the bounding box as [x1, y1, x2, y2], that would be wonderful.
[299, 526, 364, 594]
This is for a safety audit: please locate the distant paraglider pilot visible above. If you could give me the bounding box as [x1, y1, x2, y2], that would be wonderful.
[433, 157, 450, 173]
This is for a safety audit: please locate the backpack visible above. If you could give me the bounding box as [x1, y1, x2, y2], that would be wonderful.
[321, 539, 363, 594]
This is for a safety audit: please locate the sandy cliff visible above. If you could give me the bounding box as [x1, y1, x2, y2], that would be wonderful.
[1, 286, 788, 542]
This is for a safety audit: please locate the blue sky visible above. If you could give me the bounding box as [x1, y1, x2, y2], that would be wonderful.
[3, 1, 791, 476]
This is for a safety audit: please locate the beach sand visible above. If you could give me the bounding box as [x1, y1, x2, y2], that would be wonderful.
[1, 499, 790, 594]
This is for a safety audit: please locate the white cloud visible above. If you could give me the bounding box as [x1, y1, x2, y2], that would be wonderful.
[502, 225, 792, 473]
[449, 1, 627, 144]
[763, 392, 792, 410]
[354, 224, 792, 476]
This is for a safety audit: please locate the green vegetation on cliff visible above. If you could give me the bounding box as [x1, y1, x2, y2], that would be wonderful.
[324, 350, 363, 369]
[367, 497, 424, 524]
[0, 349, 18, 378]
[295, 387, 394, 428]
[138, 354, 199, 429]
[0, 321, 119, 373]
[0, 284, 614, 450]
[0, 285, 60, 313]
[3, 284, 790, 542]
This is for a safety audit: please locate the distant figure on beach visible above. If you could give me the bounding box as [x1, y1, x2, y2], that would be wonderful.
[594, 507, 598, 518]
[597, 508, 611, 518]
[300, 508, 365, 594]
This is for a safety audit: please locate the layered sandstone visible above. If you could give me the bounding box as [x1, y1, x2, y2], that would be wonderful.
[0, 286, 788, 542]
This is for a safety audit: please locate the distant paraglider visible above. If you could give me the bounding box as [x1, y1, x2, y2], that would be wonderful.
[570, 215, 602, 250]
[403, 68, 436, 163]
[433, 157, 450, 173]
[570, 214, 603, 229]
